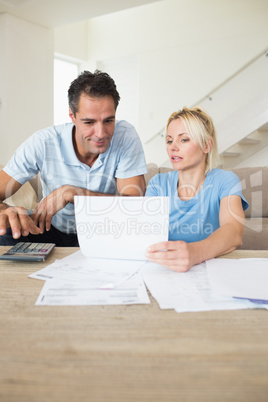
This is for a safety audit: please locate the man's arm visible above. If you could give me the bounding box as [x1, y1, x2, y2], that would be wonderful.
[116, 175, 146, 196]
[0, 170, 42, 238]
[0, 170, 22, 201]
[31, 175, 146, 233]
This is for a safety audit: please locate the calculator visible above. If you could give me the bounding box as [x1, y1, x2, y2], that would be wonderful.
[0, 242, 56, 262]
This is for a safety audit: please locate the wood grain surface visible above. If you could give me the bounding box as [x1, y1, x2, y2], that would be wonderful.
[0, 247, 268, 402]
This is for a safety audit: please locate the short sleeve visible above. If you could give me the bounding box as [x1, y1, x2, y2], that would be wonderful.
[219, 170, 249, 211]
[145, 176, 160, 197]
[3, 131, 43, 184]
[113, 121, 147, 179]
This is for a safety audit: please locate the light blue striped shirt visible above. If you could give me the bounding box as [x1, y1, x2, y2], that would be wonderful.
[4, 121, 147, 233]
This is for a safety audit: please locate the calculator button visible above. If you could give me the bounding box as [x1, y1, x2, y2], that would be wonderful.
[18, 243, 31, 252]
[1, 242, 55, 261]
[12, 242, 24, 251]
[34, 243, 45, 252]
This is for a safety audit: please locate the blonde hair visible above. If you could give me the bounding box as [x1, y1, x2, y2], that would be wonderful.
[166, 106, 218, 173]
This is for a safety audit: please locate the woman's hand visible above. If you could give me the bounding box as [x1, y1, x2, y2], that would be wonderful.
[146, 241, 195, 272]
[145, 196, 245, 272]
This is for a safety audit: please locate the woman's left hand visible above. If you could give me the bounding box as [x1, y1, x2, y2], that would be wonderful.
[145, 241, 194, 272]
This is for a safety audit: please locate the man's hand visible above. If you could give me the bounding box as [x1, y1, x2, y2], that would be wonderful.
[31, 185, 77, 233]
[31, 177, 146, 234]
[0, 205, 42, 239]
[0, 171, 42, 239]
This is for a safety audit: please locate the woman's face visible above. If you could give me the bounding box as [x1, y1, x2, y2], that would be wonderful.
[166, 118, 207, 172]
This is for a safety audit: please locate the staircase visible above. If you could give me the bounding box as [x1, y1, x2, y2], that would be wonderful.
[220, 124, 268, 168]
[145, 49, 268, 169]
[215, 86, 268, 168]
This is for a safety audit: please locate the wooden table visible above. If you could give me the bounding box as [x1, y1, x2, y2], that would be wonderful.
[0, 247, 268, 402]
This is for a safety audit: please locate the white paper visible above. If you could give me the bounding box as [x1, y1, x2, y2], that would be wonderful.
[74, 196, 169, 260]
[35, 271, 150, 306]
[29, 250, 146, 289]
[206, 258, 268, 302]
[141, 262, 268, 312]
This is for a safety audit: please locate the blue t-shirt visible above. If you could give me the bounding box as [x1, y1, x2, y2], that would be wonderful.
[145, 169, 249, 242]
[4, 120, 147, 233]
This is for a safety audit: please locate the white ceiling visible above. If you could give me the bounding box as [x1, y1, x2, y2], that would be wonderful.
[0, 0, 162, 28]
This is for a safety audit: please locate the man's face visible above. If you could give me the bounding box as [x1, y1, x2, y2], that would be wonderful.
[69, 94, 116, 165]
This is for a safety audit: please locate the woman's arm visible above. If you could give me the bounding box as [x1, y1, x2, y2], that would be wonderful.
[145, 195, 245, 272]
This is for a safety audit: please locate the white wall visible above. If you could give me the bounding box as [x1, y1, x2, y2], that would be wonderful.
[2, 0, 268, 167]
[83, 0, 268, 163]
[54, 20, 88, 62]
[0, 13, 54, 164]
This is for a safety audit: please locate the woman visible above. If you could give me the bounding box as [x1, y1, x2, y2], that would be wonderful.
[145, 107, 248, 272]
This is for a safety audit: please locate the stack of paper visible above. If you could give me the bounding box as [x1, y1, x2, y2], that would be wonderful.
[141, 260, 268, 313]
[30, 196, 169, 306]
[206, 258, 268, 303]
[29, 196, 268, 311]
[30, 250, 149, 306]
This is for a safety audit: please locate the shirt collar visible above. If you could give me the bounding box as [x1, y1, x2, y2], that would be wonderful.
[60, 123, 81, 166]
[60, 122, 112, 168]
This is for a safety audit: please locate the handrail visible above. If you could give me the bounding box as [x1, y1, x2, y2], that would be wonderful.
[145, 48, 268, 145]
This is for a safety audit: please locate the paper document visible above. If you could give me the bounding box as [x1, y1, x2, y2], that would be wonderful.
[141, 261, 268, 312]
[74, 196, 169, 260]
[35, 271, 150, 306]
[29, 250, 146, 289]
[206, 258, 268, 302]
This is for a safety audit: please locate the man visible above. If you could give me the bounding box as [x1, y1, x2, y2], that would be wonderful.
[0, 70, 147, 246]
